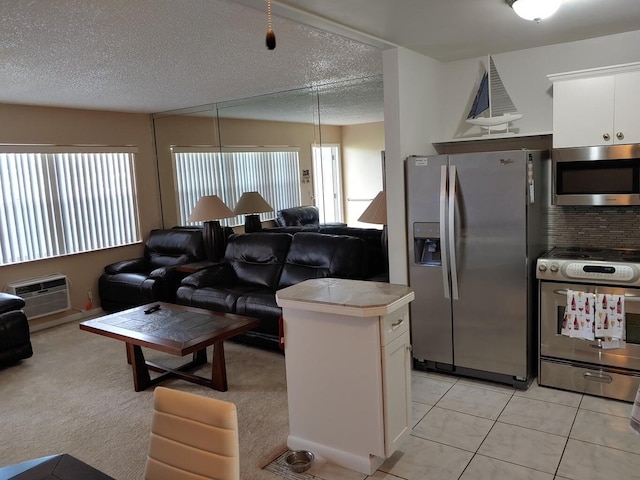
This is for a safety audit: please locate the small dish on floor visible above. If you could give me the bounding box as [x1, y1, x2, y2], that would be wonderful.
[285, 450, 314, 473]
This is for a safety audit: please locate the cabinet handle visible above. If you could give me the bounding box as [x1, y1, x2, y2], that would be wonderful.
[616, 132, 624, 140]
[603, 133, 611, 141]
[391, 319, 404, 330]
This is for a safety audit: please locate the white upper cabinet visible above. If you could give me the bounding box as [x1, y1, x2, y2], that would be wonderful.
[549, 63, 640, 148]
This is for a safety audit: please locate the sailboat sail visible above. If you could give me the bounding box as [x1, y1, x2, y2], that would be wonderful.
[489, 56, 517, 117]
[466, 55, 522, 133]
[467, 72, 489, 119]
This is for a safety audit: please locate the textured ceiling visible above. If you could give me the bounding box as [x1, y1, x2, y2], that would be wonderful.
[0, 0, 383, 115]
[2, 0, 640, 122]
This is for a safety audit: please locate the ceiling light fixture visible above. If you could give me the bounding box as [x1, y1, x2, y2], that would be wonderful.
[266, 0, 276, 50]
[506, 0, 562, 23]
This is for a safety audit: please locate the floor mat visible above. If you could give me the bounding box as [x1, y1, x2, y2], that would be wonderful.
[263, 451, 320, 480]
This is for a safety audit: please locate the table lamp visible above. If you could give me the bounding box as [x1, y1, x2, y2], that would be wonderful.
[358, 190, 388, 270]
[234, 191, 273, 232]
[188, 195, 235, 261]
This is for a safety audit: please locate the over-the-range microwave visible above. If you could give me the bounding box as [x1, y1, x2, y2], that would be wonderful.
[553, 144, 640, 206]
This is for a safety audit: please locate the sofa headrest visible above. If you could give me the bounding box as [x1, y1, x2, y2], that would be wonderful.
[276, 206, 320, 227]
[144, 229, 205, 268]
[278, 232, 368, 289]
[225, 233, 293, 289]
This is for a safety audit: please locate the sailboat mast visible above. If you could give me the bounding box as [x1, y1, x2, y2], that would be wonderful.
[487, 54, 493, 118]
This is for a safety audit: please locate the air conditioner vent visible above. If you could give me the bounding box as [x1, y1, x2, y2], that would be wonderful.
[7, 274, 71, 320]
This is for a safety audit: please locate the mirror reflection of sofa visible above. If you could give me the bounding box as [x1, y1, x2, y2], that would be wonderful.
[175, 231, 373, 351]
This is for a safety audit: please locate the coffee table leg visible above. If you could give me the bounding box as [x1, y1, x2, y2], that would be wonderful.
[211, 342, 227, 391]
[126, 343, 151, 392]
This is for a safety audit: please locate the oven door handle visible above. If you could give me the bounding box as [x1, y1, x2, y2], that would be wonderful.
[553, 289, 640, 302]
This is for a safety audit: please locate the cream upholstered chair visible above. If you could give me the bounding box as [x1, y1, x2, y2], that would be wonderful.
[145, 386, 240, 480]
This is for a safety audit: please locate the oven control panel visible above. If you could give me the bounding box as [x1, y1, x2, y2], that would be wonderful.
[537, 259, 639, 284]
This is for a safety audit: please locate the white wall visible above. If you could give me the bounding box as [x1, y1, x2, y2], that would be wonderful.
[341, 122, 385, 226]
[383, 47, 443, 285]
[439, 30, 640, 140]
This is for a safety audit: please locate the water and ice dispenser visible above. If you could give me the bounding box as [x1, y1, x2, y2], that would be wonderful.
[413, 222, 441, 266]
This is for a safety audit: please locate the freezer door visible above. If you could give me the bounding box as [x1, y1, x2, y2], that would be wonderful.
[450, 151, 529, 378]
[406, 155, 453, 364]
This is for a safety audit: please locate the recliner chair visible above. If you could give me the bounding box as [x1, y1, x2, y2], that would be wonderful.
[0, 293, 33, 366]
[99, 229, 206, 312]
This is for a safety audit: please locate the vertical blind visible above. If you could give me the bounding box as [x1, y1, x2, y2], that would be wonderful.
[0, 147, 140, 265]
[173, 147, 301, 226]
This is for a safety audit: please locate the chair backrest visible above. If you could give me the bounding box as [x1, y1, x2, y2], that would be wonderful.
[224, 233, 292, 289]
[278, 232, 368, 289]
[276, 205, 319, 226]
[145, 386, 239, 480]
[144, 229, 206, 270]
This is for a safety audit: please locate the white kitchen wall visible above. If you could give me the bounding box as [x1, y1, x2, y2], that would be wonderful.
[439, 30, 640, 141]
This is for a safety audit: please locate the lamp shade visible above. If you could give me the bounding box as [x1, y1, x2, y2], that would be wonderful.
[188, 195, 234, 222]
[358, 190, 387, 225]
[234, 192, 273, 215]
[508, 0, 562, 22]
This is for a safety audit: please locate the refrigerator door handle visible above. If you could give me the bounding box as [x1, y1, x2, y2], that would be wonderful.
[448, 165, 459, 300]
[440, 165, 450, 299]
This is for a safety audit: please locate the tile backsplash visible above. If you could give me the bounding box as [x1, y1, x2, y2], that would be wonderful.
[548, 205, 640, 249]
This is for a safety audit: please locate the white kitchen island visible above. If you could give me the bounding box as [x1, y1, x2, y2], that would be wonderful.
[276, 278, 415, 475]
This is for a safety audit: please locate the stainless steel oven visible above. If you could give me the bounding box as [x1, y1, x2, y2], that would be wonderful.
[537, 247, 640, 402]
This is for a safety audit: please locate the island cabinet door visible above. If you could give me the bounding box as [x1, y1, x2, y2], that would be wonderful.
[381, 329, 412, 457]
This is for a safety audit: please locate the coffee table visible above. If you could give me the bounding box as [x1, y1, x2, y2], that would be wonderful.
[79, 302, 259, 392]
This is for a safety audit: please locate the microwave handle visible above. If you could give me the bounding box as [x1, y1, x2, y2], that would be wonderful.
[553, 289, 640, 302]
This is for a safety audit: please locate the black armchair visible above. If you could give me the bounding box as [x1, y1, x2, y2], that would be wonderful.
[0, 293, 33, 366]
[98, 228, 206, 312]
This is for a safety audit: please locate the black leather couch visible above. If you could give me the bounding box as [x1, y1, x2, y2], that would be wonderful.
[99, 228, 206, 312]
[276, 205, 321, 226]
[0, 293, 33, 366]
[176, 232, 369, 350]
[264, 225, 387, 280]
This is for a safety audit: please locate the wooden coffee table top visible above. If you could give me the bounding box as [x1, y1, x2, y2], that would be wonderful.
[80, 302, 259, 356]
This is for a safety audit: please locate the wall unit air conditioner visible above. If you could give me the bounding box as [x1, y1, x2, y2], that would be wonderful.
[7, 274, 71, 320]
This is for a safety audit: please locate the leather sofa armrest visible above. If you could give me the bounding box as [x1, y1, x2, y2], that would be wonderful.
[104, 257, 148, 274]
[0, 293, 26, 315]
[181, 263, 235, 288]
[149, 265, 176, 279]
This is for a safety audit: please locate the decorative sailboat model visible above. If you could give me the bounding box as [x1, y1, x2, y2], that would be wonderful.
[466, 55, 523, 136]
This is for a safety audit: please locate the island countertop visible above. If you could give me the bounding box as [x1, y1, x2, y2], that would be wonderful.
[276, 278, 414, 317]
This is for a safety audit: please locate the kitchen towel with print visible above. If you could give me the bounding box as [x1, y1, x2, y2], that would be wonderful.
[595, 293, 625, 339]
[563, 290, 595, 340]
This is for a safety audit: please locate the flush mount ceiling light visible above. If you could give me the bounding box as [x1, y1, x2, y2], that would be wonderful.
[506, 0, 563, 22]
[265, 0, 276, 50]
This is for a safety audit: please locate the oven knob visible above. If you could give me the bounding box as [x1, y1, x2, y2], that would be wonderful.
[550, 263, 559, 273]
[538, 264, 547, 272]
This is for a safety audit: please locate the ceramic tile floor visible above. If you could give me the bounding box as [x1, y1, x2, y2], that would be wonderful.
[269, 370, 640, 480]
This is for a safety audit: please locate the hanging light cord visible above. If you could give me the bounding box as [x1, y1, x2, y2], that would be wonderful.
[266, 0, 276, 49]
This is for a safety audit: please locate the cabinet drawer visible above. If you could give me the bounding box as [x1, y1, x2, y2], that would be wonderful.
[380, 307, 409, 346]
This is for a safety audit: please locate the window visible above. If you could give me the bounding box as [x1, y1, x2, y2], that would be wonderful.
[0, 146, 140, 266]
[172, 147, 301, 226]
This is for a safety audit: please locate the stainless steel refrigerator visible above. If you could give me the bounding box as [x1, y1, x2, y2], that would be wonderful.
[406, 150, 549, 388]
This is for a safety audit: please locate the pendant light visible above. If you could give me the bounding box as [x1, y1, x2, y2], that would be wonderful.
[266, 0, 276, 50]
[506, 0, 562, 23]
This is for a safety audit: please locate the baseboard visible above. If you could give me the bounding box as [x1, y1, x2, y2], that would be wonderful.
[30, 308, 105, 332]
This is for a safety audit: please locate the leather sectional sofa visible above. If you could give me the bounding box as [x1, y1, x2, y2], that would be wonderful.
[176, 231, 370, 350]
[99, 228, 205, 312]
[0, 293, 33, 366]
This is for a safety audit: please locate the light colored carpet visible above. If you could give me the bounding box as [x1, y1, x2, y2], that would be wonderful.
[0, 320, 289, 480]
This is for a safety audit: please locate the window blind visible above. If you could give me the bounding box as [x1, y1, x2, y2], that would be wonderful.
[172, 147, 301, 226]
[0, 148, 140, 265]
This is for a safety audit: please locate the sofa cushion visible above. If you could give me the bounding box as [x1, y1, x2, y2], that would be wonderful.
[278, 232, 368, 289]
[145, 229, 204, 270]
[235, 290, 281, 336]
[224, 233, 292, 289]
[176, 285, 258, 313]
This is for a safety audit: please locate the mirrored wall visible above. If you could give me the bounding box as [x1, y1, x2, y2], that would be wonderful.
[152, 75, 384, 229]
